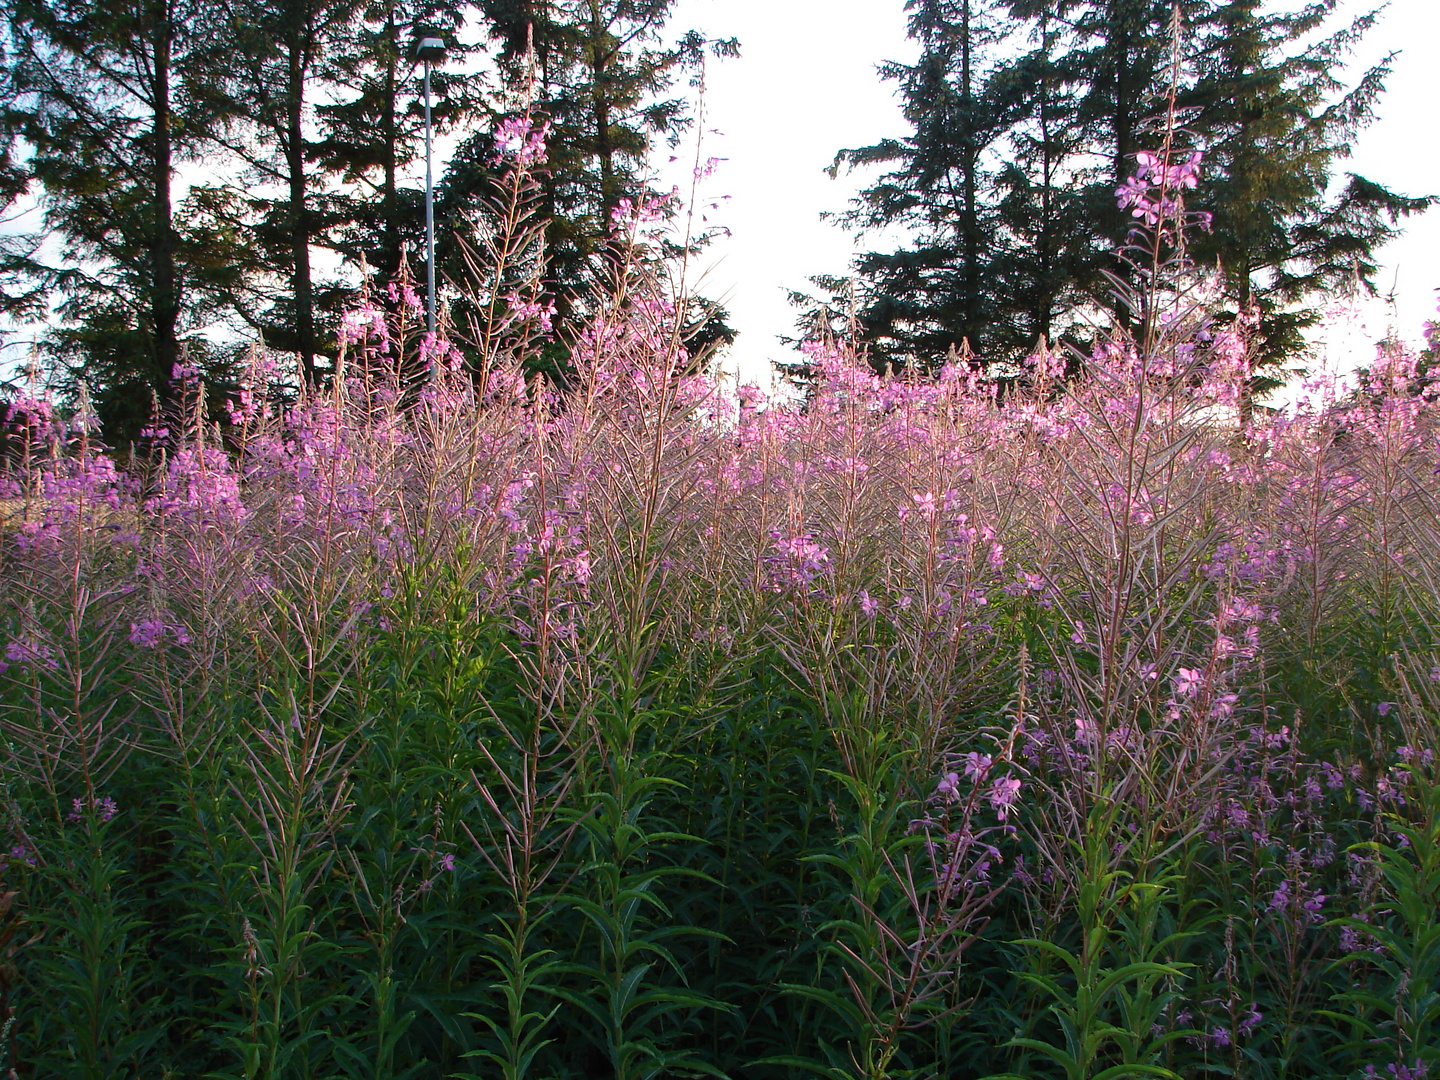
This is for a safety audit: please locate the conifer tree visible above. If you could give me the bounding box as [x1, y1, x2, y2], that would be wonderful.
[204, 0, 366, 384]
[2, 0, 241, 435]
[986, 6, 1097, 359]
[1183, 0, 1431, 402]
[317, 0, 482, 286]
[820, 0, 1006, 374]
[462, 0, 736, 341]
[812, 0, 1429, 394]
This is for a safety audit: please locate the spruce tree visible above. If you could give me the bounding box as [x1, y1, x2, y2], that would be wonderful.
[1183, 0, 1432, 402]
[986, 6, 1097, 360]
[461, 0, 736, 339]
[317, 0, 483, 286]
[812, 0, 1429, 396]
[203, 0, 368, 384]
[819, 0, 1006, 374]
[2, 0, 241, 436]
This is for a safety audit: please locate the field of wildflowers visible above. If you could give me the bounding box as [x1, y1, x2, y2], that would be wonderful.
[1, 117, 1439, 1080]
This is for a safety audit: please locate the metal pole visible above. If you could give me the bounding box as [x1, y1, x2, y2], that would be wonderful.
[424, 59, 435, 337]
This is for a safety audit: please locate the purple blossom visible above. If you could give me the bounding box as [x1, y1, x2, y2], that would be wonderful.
[935, 772, 961, 801]
[1398, 745, 1435, 767]
[1238, 1005, 1263, 1038]
[989, 776, 1022, 820]
[129, 617, 191, 649]
[1269, 879, 1290, 912]
[4, 637, 57, 672]
[491, 116, 550, 166]
[963, 752, 992, 782]
[67, 796, 119, 823]
[1173, 667, 1203, 698]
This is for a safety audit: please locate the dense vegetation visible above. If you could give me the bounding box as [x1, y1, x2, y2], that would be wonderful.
[1, 123, 1438, 1079]
[801, 0, 1429, 387]
[1, 0, 735, 438]
[4, 0, 1431, 437]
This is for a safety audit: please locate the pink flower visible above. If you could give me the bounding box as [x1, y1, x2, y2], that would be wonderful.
[989, 776, 1022, 820]
[492, 116, 550, 166]
[963, 752, 992, 782]
[66, 795, 118, 823]
[129, 617, 191, 649]
[1238, 1005, 1263, 1038]
[4, 637, 57, 671]
[935, 772, 961, 801]
[1173, 667, 1203, 698]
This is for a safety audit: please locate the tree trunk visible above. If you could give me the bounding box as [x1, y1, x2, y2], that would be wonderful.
[286, 7, 317, 383]
[150, 0, 180, 399]
[1109, 4, 1142, 330]
[1036, 13, 1054, 346]
[381, 4, 399, 281]
[959, 0, 980, 346]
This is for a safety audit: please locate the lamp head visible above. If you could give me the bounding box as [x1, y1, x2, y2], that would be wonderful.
[414, 36, 446, 63]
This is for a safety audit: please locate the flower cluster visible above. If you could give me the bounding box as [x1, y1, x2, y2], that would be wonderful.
[1116, 149, 1212, 232]
[491, 116, 551, 167]
[129, 616, 192, 649]
[67, 795, 119, 823]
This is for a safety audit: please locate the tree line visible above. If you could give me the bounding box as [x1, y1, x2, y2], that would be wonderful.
[1, 0, 734, 440]
[805, 0, 1430, 401]
[0, 0, 1431, 442]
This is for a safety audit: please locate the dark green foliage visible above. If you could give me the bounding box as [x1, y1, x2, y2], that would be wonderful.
[1183, 0, 1432, 403]
[203, 0, 373, 385]
[806, 0, 1181, 376]
[809, 0, 1430, 384]
[814, 0, 1010, 374]
[318, 0, 482, 286]
[461, 0, 737, 341]
[1, 530, 1437, 1078]
[2, 0, 247, 438]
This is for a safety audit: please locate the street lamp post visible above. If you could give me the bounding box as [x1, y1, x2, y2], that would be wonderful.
[415, 35, 446, 337]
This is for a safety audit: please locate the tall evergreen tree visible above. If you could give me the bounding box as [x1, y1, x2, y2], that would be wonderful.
[460, 0, 736, 337]
[818, 0, 1006, 373]
[1183, 0, 1431, 400]
[2, 0, 241, 435]
[317, 0, 483, 286]
[0, 38, 45, 328]
[984, 6, 1096, 359]
[203, 0, 368, 384]
[812, 0, 1428, 389]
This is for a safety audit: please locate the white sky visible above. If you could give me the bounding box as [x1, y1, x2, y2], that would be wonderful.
[657, 0, 1440, 386]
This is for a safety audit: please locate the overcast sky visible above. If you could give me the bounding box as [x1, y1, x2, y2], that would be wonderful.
[656, 0, 1440, 386]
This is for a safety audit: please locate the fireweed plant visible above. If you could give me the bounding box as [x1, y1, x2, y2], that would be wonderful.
[0, 93, 1439, 1080]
